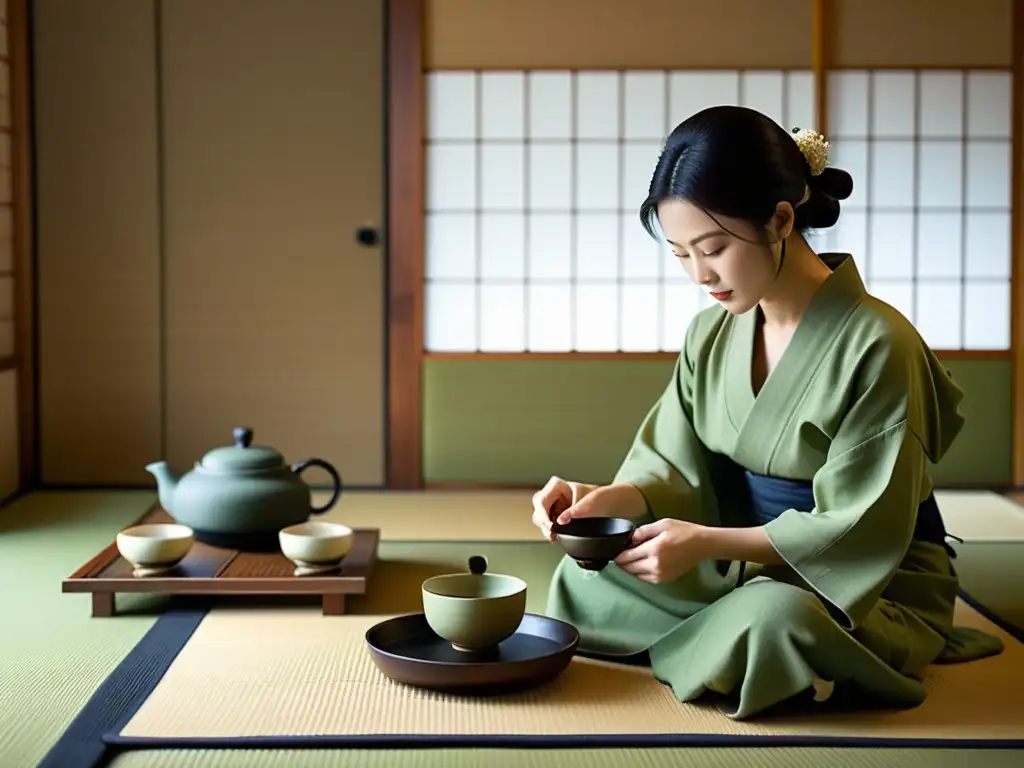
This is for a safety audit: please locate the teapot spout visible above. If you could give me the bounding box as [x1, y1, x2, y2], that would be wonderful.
[145, 461, 179, 514]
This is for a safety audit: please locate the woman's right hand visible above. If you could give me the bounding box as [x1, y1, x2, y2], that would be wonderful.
[532, 478, 649, 541]
[531, 476, 597, 541]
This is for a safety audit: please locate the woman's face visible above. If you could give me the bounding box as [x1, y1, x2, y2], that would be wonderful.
[656, 198, 787, 316]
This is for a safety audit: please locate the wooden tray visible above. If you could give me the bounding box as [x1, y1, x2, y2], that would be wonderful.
[62, 507, 379, 617]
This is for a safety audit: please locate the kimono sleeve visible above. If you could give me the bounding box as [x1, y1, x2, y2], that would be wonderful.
[610, 319, 724, 527]
[762, 337, 960, 630]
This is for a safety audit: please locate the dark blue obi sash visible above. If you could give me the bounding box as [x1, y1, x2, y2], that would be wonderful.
[739, 471, 960, 583]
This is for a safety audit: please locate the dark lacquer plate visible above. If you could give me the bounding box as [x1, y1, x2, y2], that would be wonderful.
[365, 612, 580, 695]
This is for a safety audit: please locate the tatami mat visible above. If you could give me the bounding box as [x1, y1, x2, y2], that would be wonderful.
[20, 489, 1024, 768]
[928, 491, 1024, 542]
[311, 489, 1024, 543]
[110, 598, 1022, 748]
[315, 489, 540, 540]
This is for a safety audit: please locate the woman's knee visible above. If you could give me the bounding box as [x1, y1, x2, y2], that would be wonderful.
[726, 579, 831, 636]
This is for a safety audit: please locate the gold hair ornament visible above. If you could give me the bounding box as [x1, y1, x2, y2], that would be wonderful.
[791, 127, 830, 176]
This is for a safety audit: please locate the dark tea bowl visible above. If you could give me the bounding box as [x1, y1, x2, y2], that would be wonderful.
[551, 517, 636, 572]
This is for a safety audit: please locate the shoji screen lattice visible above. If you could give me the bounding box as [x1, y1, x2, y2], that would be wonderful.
[423, 68, 1012, 353]
[822, 70, 1012, 351]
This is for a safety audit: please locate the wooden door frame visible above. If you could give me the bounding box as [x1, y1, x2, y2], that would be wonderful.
[386, 0, 424, 489]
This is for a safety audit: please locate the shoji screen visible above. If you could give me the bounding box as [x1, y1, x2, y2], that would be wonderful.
[423, 68, 1012, 354]
[823, 70, 1012, 351]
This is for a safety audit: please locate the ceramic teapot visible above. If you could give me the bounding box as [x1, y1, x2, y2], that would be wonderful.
[145, 426, 343, 551]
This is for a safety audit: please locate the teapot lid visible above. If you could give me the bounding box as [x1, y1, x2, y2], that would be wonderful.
[200, 427, 283, 473]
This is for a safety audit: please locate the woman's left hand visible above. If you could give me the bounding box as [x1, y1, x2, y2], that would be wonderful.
[614, 519, 710, 584]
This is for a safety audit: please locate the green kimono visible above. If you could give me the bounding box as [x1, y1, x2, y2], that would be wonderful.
[545, 253, 1004, 719]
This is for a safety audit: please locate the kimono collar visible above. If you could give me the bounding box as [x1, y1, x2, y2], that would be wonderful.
[723, 251, 870, 456]
[806, 252, 868, 311]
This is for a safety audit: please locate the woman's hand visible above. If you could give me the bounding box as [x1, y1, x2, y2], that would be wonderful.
[531, 476, 598, 541]
[533, 480, 649, 541]
[616, 521, 785, 581]
[614, 518, 711, 584]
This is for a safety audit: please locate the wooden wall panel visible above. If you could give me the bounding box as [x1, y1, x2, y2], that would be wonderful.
[0, 3, 10, 367]
[6, 0, 33, 491]
[0, 210, 9, 276]
[425, 0, 813, 69]
[32, 0, 162, 484]
[0, 232, 10, 353]
[0, 276, 10, 327]
[831, 0, 1011, 68]
[426, 0, 1012, 71]
[160, 0, 386, 485]
[0, 369, 17, 500]
[422, 357, 1013, 487]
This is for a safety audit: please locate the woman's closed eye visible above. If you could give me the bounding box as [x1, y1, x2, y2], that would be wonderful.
[674, 245, 725, 260]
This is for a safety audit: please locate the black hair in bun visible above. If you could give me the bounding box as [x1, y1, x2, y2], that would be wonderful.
[640, 106, 854, 238]
[798, 167, 854, 230]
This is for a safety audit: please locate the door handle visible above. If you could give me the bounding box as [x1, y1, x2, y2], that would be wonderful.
[355, 226, 380, 247]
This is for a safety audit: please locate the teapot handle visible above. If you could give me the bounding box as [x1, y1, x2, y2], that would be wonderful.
[291, 458, 343, 515]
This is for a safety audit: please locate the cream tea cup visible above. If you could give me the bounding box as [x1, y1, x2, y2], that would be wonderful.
[116, 523, 195, 576]
[279, 521, 354, 575]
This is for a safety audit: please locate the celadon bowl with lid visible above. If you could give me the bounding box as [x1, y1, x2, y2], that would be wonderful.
[144, 426, 344, 551]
